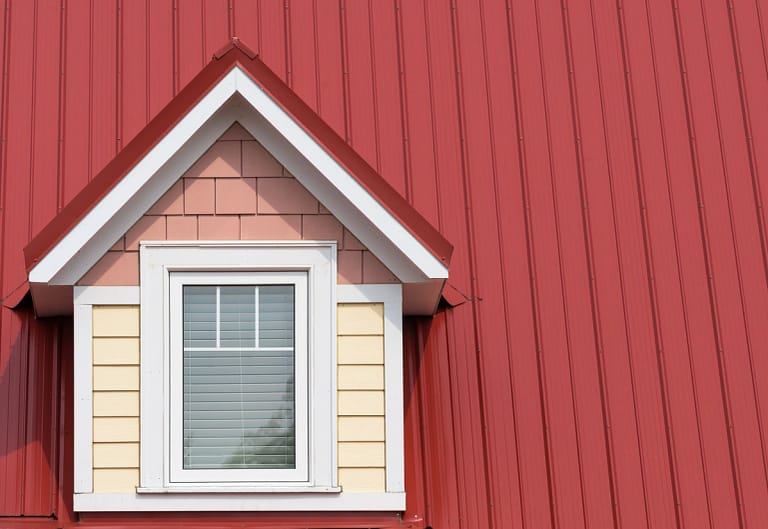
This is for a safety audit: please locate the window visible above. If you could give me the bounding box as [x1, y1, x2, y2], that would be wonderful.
[139, 242, 336, 492]
[168, 271, 308, 484]
[71, 240, 407, 511]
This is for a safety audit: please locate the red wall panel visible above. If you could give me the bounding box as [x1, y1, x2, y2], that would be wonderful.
[2, 1, 768, 528]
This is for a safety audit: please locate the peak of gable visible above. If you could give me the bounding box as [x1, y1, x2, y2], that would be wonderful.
[25, 50, 450, 316]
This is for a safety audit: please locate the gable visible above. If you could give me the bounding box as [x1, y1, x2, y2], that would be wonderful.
[23, 49, 451, 316]
[79, 124, 398, 288]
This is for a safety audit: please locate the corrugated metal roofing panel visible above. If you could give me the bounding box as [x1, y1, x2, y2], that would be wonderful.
[2, 1, 768, 527]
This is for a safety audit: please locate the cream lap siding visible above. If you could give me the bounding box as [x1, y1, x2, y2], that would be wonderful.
[89, 301, 389, 494]
[337, 303, 387, 492]
[92, 305, 140, 493]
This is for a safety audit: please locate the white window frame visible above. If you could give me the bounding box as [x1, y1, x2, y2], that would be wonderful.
[139, 241, 336, 493]
[168, 271, 309, 484]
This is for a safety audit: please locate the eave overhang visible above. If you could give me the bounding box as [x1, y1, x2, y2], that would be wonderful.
[23, 40, 452, 316]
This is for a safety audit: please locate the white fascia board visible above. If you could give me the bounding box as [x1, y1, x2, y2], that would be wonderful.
[28, 69, 238, 285]
[232, 68, 448, 281]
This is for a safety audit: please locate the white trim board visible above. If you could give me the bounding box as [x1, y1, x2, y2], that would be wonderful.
[28, 65, 447, 316]
[73, 492, 405, 512]
[139, 243, 337, 494]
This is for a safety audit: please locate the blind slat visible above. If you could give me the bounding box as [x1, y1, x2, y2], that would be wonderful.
[182, 284, 296, 470]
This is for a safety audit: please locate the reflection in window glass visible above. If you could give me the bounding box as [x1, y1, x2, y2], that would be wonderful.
[182, 285, 295, 469]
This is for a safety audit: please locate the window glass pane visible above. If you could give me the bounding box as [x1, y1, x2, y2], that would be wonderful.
[182, 284, 296, 470]
[183, 286, 216, 348]
[219, 286, 256, 348]
[259, 285, 295, 348]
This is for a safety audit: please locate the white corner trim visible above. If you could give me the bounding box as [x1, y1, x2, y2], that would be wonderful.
[73, 491, 405, 512]
[73, 303, 93, 494]
[337, 284, 405, 493]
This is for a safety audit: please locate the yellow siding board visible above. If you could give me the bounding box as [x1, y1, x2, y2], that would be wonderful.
[338, 416, 385, 442]
[93, 366, 140, 391]
[93, 443, 140, 468]
[337, 303, 384, 335]
[93, 469, 139, 493]
[337, 335, 384, 364]
[93, 391, 140, 417]
[338, 365, 384, 391]
[93, 337, 140, 365]
[338, 391, 385, 416]
[338, 442, 385, 467]
[93, 417, 139, 442]
[338, 468, 386, 492]
[92, 306, 140, 337]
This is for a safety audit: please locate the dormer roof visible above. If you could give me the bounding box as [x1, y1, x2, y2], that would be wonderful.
[23, 39, 451, 316]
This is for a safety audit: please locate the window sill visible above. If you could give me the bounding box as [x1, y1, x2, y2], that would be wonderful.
[73, 491, 406, 512]
[136, 485, 342, 494]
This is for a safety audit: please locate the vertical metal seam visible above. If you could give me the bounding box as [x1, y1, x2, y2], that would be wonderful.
[503, 2, 554, 527]
[0, 0, 10, 299]
[227, 0, 233, 39]
[200, 0, 206, 70]
[366, 0, 382, 174]
[0, 0, 7, 213]
[284, 0, 291, 86]
[642, 0, 714, 526]
[504, 1, 559, 526]
[16, 314, 29, 510]
[560, 0, 624, 526]
[727, 0, 768, 289]
[448, 0, 493, 526]
[338, 0, 351, 144]
[476, 0, 524, 526]
[752, 0, 768, 78]
[144, 0, 149, 123]
[312, 0, 321, 115]
[669, 0, 746, 526]
[56, 0, 66, 212]
[410, 320, 431, 521]
[559, 0, 612, 524]
[614, 1, 685, 527]
[722, 0, 768, 493]
[27, 0, 38, 242]
[50, 320, 62, 517]
[531, 0, 588, 523]
[116, 0, 122, 152]
[392, 0, 412, 204]
[255, 0, 262, 55]
[421, 2, 445, 232]
[172, 0, 178, 95]
[20, 3, 39, 505]
[87, 0, 93, 181]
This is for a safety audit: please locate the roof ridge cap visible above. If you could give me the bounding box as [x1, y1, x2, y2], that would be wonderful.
[213, 37, 257, 61]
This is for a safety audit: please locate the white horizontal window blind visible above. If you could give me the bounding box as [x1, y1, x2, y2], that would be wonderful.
[182, 284, 296, 470]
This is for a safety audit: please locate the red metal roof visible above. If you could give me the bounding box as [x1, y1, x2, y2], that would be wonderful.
[2, 1, 768, 528]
